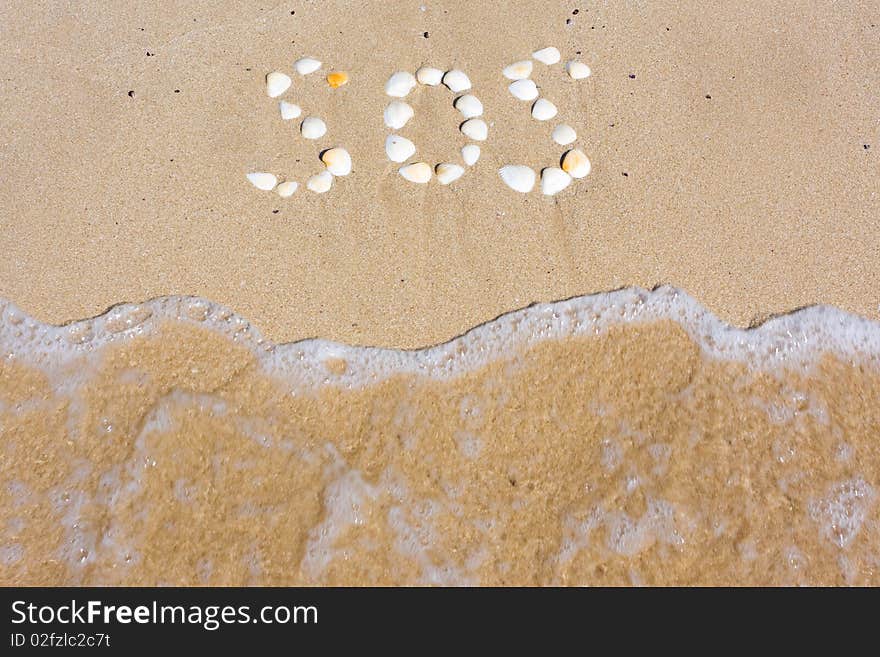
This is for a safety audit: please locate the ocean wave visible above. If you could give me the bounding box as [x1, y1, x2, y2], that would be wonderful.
[2, 286, 879, 389]
[3, 287, 880, 585]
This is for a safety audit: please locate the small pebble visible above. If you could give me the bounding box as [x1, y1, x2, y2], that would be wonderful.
[442, 69, 471, 93]
[509, 79, 539, 101]
[531, 98, 558, 121]
[540, 167, 572, 196]
[460, 118, 488, 141]
[561, 148, 591, 178]
[552, 124, 577, 145]
[246, 172, 277, 191]
[461, 144, 481, 166]
[499, 165, 536, 193]
[321, 147, 352, 176]
[503, 60, 533, 80]
[384, 101, 414, 129]
[385, 135, 417, 162]
[266, 71, 292, 98]
[566, 60, 591, 79]
[385, 71, 417, 97]
[279, 100, 302, 120]
[326, 71, 349, 88]
[436, 163, 465, 185]
[532, 46, 561, 65]
[276, 180, 299, 197]
[301, 116, 327, 140]
[416, 66, 444, 86]
[454, 94, 483, 118]
[307, 170, 334, 193]
[294, 57, 321, 75]
[399, 162, 432, 183]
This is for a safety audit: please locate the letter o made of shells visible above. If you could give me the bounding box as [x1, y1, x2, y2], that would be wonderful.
[498, 48, 593, 196]
[384, 67, 486, 185]
[247, 58, 354, 198]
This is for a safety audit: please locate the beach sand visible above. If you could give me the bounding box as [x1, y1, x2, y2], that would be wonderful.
[2, 2, 880, 586]
[2, 292, 880, 585]
[0, 0, 877, 347]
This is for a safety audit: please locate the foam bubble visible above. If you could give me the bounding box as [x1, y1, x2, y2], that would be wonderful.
[2, 286, 880, 394]
[301, 452, 379, 581]
[809, 477, 876, 549]
[600, 438, 622, 472]
[0, 543, 24, 566]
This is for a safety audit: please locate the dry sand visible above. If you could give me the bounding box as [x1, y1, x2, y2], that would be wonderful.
[1, 1, 878, 347]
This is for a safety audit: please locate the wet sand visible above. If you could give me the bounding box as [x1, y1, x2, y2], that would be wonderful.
[1, 292, 879, 585]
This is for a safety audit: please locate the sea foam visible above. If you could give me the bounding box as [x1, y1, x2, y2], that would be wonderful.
[2, 286, 879, 391]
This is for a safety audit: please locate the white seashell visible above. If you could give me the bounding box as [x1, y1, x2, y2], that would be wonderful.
[552, 124, 577, 145]
[561, 148, 591, 178]
[531, 98, 558, 121]
[321, 147, 352, 176]
[499, 165, 536, 193]
[384, 101, 414, 129]
[246, 172, 277, 191]
[385, 71, 417, 97]
[442, 69, 471, 93]
[306, 170, 333, 193]
[294, 57, 322, 75]
[399, 162, 432, 184]
[461, 144, 481, 166]
[532, 47, 561, 65]
[266, 71, 292, 98]
[566, 60, 591, 79]
[503, 60, 533, 80]
[416, 66, 444, 86]
[276, 181, 299, 197]
[300, 116, 327, 140]
[385, 135, 417, 163]
[540, 168, 572, 196]
[436, 163, 465, 185]
[454, 94, 483, 118]
[508, 78, 538, 101]
[279, 100, 302, 120]
[460, 118, 488, 141]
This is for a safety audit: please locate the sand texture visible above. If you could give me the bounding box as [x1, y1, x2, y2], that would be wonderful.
[0, 1, 878, 348]
[1, 2, 880, 587]
[2, 293, 879, 586]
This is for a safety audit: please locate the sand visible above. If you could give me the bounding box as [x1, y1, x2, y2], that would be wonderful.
[2, 2, 880, 587]
[0, 1, 878, 348]
[2, 305, 879, 586]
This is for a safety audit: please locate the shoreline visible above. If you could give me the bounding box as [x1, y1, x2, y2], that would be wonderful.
[1, 1, 877, 348]
[3, 289, 879, 585]
[3, 285, 880, 383]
